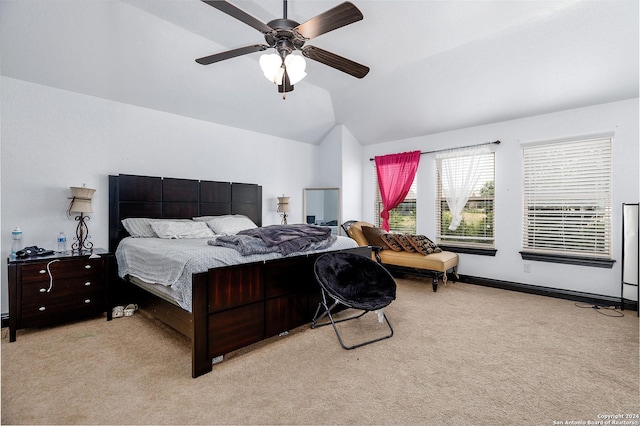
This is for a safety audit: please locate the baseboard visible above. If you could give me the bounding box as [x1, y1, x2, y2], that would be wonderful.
[3, 275, 636, 327]
[456, 273, 639, 313]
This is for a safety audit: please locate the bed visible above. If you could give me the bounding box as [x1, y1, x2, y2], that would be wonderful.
[108, 174, 365, 378]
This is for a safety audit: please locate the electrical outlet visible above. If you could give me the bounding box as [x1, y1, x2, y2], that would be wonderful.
[523, 263, 531, 273]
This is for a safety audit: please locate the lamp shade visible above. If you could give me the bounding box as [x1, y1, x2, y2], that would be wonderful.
[70, 186, 96, 200]
[277, 196, 290, 213]
[69, 198, 93, 213]
[69, 186, 95, 214]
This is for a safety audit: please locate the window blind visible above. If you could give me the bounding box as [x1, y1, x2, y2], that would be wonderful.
[522, 137, 612, 257]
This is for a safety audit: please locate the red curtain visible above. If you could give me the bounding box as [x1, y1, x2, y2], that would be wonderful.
[375, 150, 421, 231]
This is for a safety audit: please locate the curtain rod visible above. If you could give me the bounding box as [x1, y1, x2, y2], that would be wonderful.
[369, 140, 500, 161]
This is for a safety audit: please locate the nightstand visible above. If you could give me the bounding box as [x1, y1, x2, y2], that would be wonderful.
[7, 249, 111, 342]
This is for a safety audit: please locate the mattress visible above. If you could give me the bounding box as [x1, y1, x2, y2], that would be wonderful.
[116, 235, 358, 312]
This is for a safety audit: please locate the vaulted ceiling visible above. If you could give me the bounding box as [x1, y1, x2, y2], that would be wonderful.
[1, 0, 638, 145]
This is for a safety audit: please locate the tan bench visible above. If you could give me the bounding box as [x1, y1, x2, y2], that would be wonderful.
[343, 221, 459, 292]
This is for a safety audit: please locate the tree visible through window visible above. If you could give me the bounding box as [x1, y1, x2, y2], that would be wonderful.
[374, 166, 417, 234]
[436, 149, 495, 247]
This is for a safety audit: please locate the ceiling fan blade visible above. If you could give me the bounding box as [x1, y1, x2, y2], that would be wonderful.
[196, 44, 269, 65]
[295, 2, 363, 40]
[301, 45, 369, 79]
[201, 0, 273, 34]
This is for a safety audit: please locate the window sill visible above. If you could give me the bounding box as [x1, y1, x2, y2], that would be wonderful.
[438, 245, 497, 256]
[519, 251, 615, 268]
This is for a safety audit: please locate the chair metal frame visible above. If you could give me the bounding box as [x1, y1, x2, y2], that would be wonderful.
[311, 288, 394, 350]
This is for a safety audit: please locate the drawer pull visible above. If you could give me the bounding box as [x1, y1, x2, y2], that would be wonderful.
[38, 306, 46, 312]
[84, 299, 91, 304]
[84, 282, 91, 286]
[39, 269, 46, 274]
[84, 265, 91, 270]
[45, 260, 60, 293]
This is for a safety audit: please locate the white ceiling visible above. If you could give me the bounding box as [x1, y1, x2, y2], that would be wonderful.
[1, 0, 638, 145]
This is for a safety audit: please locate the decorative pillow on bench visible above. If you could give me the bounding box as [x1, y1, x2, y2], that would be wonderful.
[392, 234, 417, 252]
[362, 226, 390, 249]
[407, 234, 442, 255]
[380, 234, 403, 251]
[358, 224, 442, 256]
[378, 233, 442, 255]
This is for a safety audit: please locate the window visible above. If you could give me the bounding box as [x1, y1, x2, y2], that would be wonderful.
[522, 136, 612, 260]
[436, 149, 495, 248]
[374, 165, 417, 233]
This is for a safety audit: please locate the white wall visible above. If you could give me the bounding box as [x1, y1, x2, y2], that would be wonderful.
[315, 124, 365, 235]
[341, 125, 364, 229]
[0, 77, 320, 313]
[316, 125, 342, 188]
[360, 98, 639, 299]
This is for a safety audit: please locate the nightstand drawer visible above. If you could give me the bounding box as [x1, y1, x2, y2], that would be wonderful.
[21, 276, 104, 302]
[21, 291, 103, 320]
[20, 258, 105, 283]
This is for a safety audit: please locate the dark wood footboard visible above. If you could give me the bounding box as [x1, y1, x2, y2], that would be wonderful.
[191, 246, 370, 378]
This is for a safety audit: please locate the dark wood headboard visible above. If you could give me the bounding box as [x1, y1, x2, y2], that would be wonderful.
[108, 174, 262, 252]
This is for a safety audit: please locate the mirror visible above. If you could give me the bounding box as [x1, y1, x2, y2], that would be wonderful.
[303, 188, 340, 235]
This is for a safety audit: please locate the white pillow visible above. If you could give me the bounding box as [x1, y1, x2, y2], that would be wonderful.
[150, 221, 215, 239]
[122, 218, 157, 238]
[205, 215, 258, 235]
[122, 218, 193, 237]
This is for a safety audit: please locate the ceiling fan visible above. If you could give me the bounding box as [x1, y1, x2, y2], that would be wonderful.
[195, 0, 370, 97]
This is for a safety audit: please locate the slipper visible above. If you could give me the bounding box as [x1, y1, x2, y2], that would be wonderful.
[112, 306, 124, 318]
[123, 304, 138, 317]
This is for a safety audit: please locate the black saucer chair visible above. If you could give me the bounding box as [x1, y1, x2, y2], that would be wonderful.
[312, 252, 396, 349]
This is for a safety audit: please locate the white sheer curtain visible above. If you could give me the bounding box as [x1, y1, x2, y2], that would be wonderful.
[437, 145, 491, 231]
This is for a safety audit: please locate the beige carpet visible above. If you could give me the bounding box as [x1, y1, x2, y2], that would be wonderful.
[2, 279, 638, 425]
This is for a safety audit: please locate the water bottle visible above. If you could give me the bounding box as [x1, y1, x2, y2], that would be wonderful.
[57, 232, 67, 253]
[11, 227, 23, 260]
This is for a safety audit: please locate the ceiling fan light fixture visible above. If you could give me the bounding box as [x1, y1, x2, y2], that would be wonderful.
[284, 54, 306, 85]
[259, 53, 283, 84]
[260, 52, 306, 86]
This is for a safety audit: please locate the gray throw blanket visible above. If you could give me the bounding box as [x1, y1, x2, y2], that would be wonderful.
[209, 224, 336, 256]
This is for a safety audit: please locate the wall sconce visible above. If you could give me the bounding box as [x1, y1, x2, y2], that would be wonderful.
[277, 195, 290, 225]
[67, 184, 95, 253]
